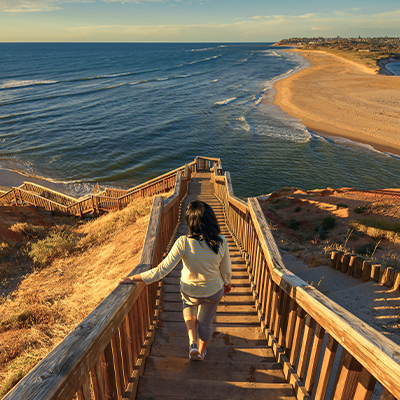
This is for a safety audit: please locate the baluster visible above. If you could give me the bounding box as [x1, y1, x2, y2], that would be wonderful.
[284, 299, 297, 357]
[90, 358, 106, 400]
[263, 277, 274, 328]
[76, 373, 91, 400]
[102, 344, 118, 400]
[111, 334, 124, 398]
[297, 314, 315, 380]
[277, 291, 290, 348]
[268, 282, 279, 333]
[314, 334, 338, 400]
[353, 367, 377, 400]
[119, 321, 130, 388]
[380, 388, 396, 400]
[289, 307, 306, 368]
[305, 323, 325, 395]
[331, 348, 363, 399]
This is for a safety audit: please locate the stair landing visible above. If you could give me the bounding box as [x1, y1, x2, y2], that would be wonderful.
[136, 173, 296, 399]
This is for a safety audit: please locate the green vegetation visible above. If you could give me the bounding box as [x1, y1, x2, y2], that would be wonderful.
[287, 218, 301, 230]
[28, 231, 77, 268]
[321, 215, 336, 230]
[358, 217, 400, 233]
[356, 242, 380, 256]
[354, 206, 366, 214]
[336, 203, 348, 209]
[276, 37, 400, 70]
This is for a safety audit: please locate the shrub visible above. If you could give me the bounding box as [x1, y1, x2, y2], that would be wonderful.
[10, 223, 47, 239]
[321, 215, 336, 230]
[287, 218, 301, 230]
[294, 206, 302, 212]
[336, 203, 348, 209]
[0, 242, 13, 259]
[354, 206, 366, 214]
[28, 231, 77, 267]
[356, 242, 379, 256]
[358, 217, 400, 233]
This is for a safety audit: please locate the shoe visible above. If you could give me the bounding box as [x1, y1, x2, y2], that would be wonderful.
[201, 349, 207, 361]
[189, 343, 201, 361]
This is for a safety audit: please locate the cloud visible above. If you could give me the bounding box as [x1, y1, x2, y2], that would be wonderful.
[296, 13, 316, 19]
[1, 0, 73, 12]
[1, 0, 166, 12]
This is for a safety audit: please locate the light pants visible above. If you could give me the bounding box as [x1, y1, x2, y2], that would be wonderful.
[181, 287, 224, 342]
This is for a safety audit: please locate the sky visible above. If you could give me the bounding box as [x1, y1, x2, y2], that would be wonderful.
[0, 0, 399, 42]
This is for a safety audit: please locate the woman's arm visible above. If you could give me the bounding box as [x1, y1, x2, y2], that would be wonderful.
[119, 274, 143, 284]
[118, 236, 185, 285]
[219, 237, 232, 286]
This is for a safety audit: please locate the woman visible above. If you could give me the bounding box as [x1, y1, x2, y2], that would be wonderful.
[119, 200, 232, 361]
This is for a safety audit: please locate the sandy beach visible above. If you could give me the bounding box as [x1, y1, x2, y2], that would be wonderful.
[272, 50, 400, 156]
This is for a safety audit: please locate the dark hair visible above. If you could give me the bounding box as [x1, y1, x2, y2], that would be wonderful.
[185, 200, 222, 254]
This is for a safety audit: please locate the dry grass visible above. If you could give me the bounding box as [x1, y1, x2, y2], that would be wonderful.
[0, 195, 156, 397]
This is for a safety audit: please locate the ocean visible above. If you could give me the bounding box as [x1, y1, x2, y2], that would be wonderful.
[1, 43, 399, 198]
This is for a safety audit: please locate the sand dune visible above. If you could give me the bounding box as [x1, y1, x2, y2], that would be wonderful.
[272, 50, 400, 156]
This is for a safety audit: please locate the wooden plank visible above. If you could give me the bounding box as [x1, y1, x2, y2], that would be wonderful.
[304, 323, 325, 395]
[332, 349, 363, 400]
[76, 373, 91, 400]
[143, 357, 285, 383]
[90, 359, 105, 400]
[297, 314, 315, 380]
[140, 196, 164, 267]
[137, 376, 296, 400]
[103, 343, 118, 400]
[314, 334, 338, 400]
[353, 367, 377, 400]
[290, 307, 306, 367]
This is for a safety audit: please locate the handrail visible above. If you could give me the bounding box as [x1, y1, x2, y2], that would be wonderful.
[3, 170, 188, 400]
[0, 158, 209, 217]
[213, 173, 400, 399]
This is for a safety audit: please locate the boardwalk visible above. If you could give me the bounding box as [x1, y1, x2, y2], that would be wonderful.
[136, 172, 296, 399]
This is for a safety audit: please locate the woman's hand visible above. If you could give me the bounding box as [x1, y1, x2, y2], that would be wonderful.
[119, 274, 143, 284]
[224, 283, 231, 294]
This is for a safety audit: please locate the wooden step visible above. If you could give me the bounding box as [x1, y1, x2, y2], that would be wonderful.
[150, 343, 276, 363]
[160, 292, 255, 303]
[153, 323, 267, 345]
[143, 357, 285, 383]
[159, 311, 260, 325]
[161, 302, 257, 314]
[137, 377, 296, 400]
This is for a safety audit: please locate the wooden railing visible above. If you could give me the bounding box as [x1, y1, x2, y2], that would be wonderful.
[3, 169, 190, 400]
[0, 160, 200, 217]
[213, 170, 400, 400]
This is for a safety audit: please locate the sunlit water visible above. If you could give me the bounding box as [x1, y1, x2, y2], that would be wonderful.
[1, 43, 399, 198]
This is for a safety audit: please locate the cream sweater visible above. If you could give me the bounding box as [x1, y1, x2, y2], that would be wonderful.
[141, 234, 232, 297]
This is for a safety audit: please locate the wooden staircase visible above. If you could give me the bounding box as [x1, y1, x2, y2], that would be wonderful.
[136, 172, 296, 399]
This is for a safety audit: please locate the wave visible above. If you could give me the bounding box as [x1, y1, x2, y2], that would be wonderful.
[238, 116, 251, 132]
[70, 69, 159, 83]
[129, 74, 192, 86]
[188, 55, 221, 65]
[0, 80, 59, 90]
[0, 114, 19, 120]
[310, 132, 400, 160]
[214, 97, 236, 106]
[188, 47, 216, 52]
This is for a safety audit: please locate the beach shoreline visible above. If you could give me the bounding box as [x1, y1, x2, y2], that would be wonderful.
[271, 50, 400, 157]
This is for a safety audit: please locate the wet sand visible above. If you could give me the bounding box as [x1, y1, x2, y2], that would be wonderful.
[272, 50, 400, 156]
